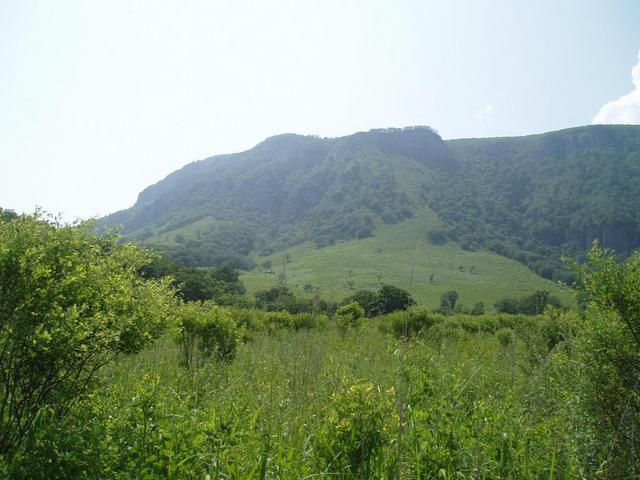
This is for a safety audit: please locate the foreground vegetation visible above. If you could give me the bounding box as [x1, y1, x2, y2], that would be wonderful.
[5, 306, 639, 479]
[1, 213, 638, 478]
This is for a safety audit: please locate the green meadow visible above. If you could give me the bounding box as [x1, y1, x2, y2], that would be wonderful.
[242, 211, 574, 310]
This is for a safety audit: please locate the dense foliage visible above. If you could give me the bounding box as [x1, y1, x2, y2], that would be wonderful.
[140, 255, 248, 305]
[343, 284, 415, 317]
[1, 236, 639, 477]
[101, 127, 451, 266]
[0, 213, 176, 455]
[430, 125, 640, 281]
[5, 302, 636, 478]
[494, 290, 563, 315]
[101, 125, 640, 286]
[175, 301, 242, 369]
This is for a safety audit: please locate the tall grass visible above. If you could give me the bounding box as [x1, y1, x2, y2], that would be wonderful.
[3, 312, 612, 478]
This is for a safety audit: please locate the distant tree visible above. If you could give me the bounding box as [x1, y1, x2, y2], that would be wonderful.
[376, 285, 415, 315]
[254, 286, 312, 313]
[494, 290, 563, 315]
[0, 207, 18, 222]
[470, 301, 485, 315]
[426, 230, 447, 245]
[140, 256, 246, 303]
[438, 290, 459, 315]
[343, 290, 379, 317]
[494, 297, 518, 314]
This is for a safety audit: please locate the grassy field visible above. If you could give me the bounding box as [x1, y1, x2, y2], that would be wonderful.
[242, 210, 574, 310]
[143, 216, 219, 246]
[15, 312, 591, 478]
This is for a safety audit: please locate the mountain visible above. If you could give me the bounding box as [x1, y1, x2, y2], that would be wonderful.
[103, 126, 453, 267]
[431, 125, 640, 281]
[102, 124, 640, 306]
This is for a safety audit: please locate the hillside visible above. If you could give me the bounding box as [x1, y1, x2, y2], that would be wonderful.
[102, 124, 640, 305]
[103, 126, 452, 268]
[240, 210, 574, 310]
[434, 125, 640, 281]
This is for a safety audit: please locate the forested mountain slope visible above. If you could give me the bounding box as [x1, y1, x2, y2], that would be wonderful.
[102, 126, 452, 267]
[103, 124, 640, 286]
[434, 125, 640, 281]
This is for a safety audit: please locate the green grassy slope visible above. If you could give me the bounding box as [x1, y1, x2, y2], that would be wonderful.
[241, 209, 574, 310]
[144, 216, 219, 246]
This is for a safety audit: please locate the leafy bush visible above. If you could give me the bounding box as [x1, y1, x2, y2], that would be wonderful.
[254, 286, 313, 313]
[497, 328, 514, 347]
[335, 302, 365, 337]
[264, 311, 294, 333]
[378, 309, 441, 339]
[314, 382, 391, 477]
[0, 213, 177, 455]
[292, 312, 328, 331]
[562, 243, 640, 475]
[176, 301, 241, 368]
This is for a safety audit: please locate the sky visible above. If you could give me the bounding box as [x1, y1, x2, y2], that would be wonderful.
[1, 0, 640, 220]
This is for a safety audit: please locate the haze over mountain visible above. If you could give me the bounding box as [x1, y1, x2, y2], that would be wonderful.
[103, 124, 640, 289]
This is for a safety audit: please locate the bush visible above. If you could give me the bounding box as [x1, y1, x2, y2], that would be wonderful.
[292, 312, 328, 331]
[564, 244, 640, 475]
[497, 328, 514, 347]
[264, 311, 294, 333]
[376, 285, 415, 314]
[495, 290, 563, 315]
[176, 301, 241, 368]
[379, 309, 440, 339]
[343, 290, 379, 317]
[0, 213, 177, 455]
[335, 302, 365, 337]
[314, 382, 391, 476]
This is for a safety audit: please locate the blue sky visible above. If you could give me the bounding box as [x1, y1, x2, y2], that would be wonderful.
[1, 0, 640, 219]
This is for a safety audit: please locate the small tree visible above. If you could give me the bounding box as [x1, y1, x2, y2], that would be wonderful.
[0, 213, 177, 454]
[570, 242, 640, 347]
[335, 302, 365, 337]
[566, 243, 640, 475]
[437, 290, 459, 315]
[343, 290, 379, 317]
[376, 285, 415, 315]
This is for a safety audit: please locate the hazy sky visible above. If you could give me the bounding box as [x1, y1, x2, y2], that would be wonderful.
[2, 0, 640, 220]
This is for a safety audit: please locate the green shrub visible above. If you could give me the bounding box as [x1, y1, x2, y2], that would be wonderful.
[292, 312, 328, 331]
[0, 213, 177, 455]
[335, 302, 365, 337]
[264, 310, 294, 332]
[497, 328, 514, 347]
[314, 382, 391, 477]
[379, 309, 440, 339]
[176, 301, 241, 368]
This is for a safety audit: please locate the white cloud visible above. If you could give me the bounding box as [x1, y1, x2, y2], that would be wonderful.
[593, 51, 640, 124]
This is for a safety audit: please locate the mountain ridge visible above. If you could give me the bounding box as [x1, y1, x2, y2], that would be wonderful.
[102, 124, 640, 286]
